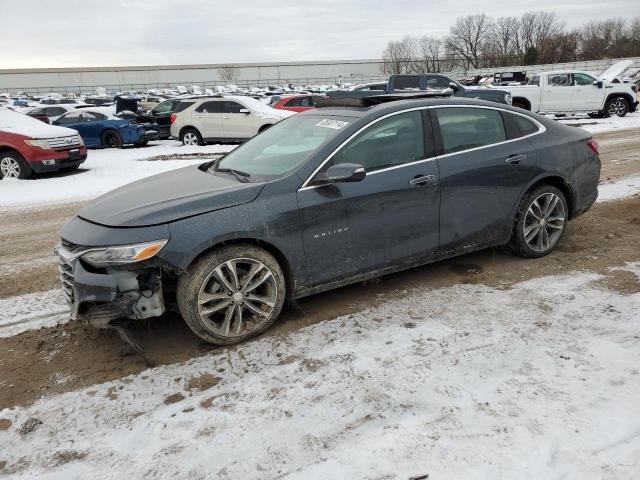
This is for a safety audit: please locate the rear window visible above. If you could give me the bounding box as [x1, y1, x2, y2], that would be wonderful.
[436, 107, 506, 154]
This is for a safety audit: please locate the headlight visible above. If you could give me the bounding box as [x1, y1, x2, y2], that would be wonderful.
[77, 135, 85, 146]
[24, 139, 51, 149]
[82, 239, 168, 267]
[505, 93, 513, 105]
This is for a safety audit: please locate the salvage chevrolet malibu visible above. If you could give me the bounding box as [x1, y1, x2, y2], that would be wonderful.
[56, 96, 600, 345]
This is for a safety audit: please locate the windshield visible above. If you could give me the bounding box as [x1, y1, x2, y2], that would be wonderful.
[215, 114, 351, 179]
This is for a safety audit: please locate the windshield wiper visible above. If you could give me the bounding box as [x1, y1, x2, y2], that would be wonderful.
[215, 166, 251, 183]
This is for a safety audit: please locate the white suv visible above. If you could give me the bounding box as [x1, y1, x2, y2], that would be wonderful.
[170, 96, 294, 145]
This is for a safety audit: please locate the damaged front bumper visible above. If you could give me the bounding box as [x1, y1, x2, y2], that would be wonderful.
[55, 244, 165, 328]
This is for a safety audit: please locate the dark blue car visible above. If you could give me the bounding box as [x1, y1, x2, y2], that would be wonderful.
[53, 108, 159, 148]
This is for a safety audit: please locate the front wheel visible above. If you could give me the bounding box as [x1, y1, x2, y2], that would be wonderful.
[177, 245, 286, 345]
[505, 185, 568, 258]
[101, 130, 123, 148]
[0, 151, 32, 179]
[180, 129, 203, 146]
[604, 96, 629, 117]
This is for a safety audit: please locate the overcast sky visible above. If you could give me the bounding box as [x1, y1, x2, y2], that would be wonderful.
[0, 0, 636, 69]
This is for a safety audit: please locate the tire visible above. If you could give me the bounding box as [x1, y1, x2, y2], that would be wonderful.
[505, 184, 568, 258]
[604, 96, 629, 118]
[177, 244, 286, 346]
[101, 130, 123, 148]
[512, 100, 529, 110]
[180, 128, 204, 146]
[135, 140, 148, 148]
[0, 151, 32, 179]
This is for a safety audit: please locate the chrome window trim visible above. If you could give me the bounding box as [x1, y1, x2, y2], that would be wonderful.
[298, 104, 546, 192]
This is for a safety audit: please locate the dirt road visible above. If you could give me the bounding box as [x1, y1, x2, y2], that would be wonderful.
[1, 128, 639, 408]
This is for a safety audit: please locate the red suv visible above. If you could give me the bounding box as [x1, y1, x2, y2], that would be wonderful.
[272, 94, 325, 112]
[0, 108, 87, 179]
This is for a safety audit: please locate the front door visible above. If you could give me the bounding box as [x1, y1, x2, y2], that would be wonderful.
[297, 110, 440, 286]
[571, 73, 605, 111]
[433, 106, 539, 250]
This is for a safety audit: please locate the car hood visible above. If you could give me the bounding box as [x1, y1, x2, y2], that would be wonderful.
[78, 165, 265, 227]
[599, 60, 633, 83]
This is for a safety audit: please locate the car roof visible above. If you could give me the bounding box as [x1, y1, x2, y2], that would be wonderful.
[302, 96, 515, 118]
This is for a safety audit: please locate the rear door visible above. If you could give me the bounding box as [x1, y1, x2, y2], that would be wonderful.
[194, 101, 224, 140]
[297, 110, 440, 286]
[222, 100, 255, 139]
[433, 106, 540, 251]
[542, 73, 573, 112]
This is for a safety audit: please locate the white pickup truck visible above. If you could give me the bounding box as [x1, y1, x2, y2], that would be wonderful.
[497, 60, 638, 117]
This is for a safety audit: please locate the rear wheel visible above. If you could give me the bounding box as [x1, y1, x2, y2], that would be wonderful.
[181, 128, 203, 146]
[0, 151, 31, 179]
[604, 96, 629, 117]
[506, 185, 568, 258]
[177, 245, 286, 345]
[101, 130, 123, 148]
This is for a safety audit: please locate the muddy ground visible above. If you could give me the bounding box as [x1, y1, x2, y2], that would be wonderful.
[1, 128, 639, 408]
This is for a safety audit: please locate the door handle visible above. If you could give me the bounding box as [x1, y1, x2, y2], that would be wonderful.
[409, 174, 437, 186]
[506, 154, 527, 164]
[223, 116, 230, 119]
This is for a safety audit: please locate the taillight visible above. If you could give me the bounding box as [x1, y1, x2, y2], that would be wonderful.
[586, 139, 599, 154]
[170, 113, 177, 124]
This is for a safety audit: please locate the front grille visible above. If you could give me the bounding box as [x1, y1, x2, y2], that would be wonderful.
[57, 253, 74, 304]
[46, 135, 82, 149]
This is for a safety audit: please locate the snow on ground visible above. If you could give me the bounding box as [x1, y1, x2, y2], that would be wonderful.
[557, 111, 640, 133]
[0, 289, 68, 338]
[1, 265, 638, 479]
[0, 141, 236, 208]
[598, 174, 640, 202]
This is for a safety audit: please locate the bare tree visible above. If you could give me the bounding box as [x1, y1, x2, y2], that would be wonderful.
[446, 14, 493, 69]
[382, 36, 417, 74]
[218, 65, 240, 83]
[412, 36, 445, 72]
[518, 11, 565, 63]
[488, 16, 520, 66]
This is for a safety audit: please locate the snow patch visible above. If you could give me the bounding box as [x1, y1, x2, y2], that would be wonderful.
[0, 289, 69, 338]
[597, 174, 640, 202]
[0, 268, 638, 478]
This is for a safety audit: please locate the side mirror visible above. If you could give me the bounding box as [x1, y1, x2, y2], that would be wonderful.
[239, 108, 250, 114]
[593, 80, 603, 89]
[448, 81, 460, 92]
[314, 163, 366, 184]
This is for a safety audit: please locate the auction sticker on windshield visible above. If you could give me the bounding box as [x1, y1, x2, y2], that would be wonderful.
[315, 119, 349, 129]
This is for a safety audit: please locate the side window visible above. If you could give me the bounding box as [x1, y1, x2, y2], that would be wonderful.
[50, 107, 66, 116]
[436, 108, 506, 154]
[175, 101, 195, 113]
[329, 111, 425, 173]
[285, 97, 304, 107]
[548, 74, 571, 87]
[573, 73, 595, 86]
[82, 112, 105, 122]
[502, 112, 540, 138]
[196, 101, 223, 113]
[224, 101, 244, 114]
[57, 112, 81, 125]
[529, 75, 540, 86]
[392, 76, 420, 91]
[425, 76, 450, 89]
[152, 101, 172, 114]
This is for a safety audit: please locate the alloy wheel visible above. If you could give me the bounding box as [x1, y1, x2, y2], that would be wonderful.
[607, 98, 627, 117]
[523, 193, 566, 253]
[183, 132, 199, 145]
[0, 157, 21, 178]
[196, 258, 278, 338]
